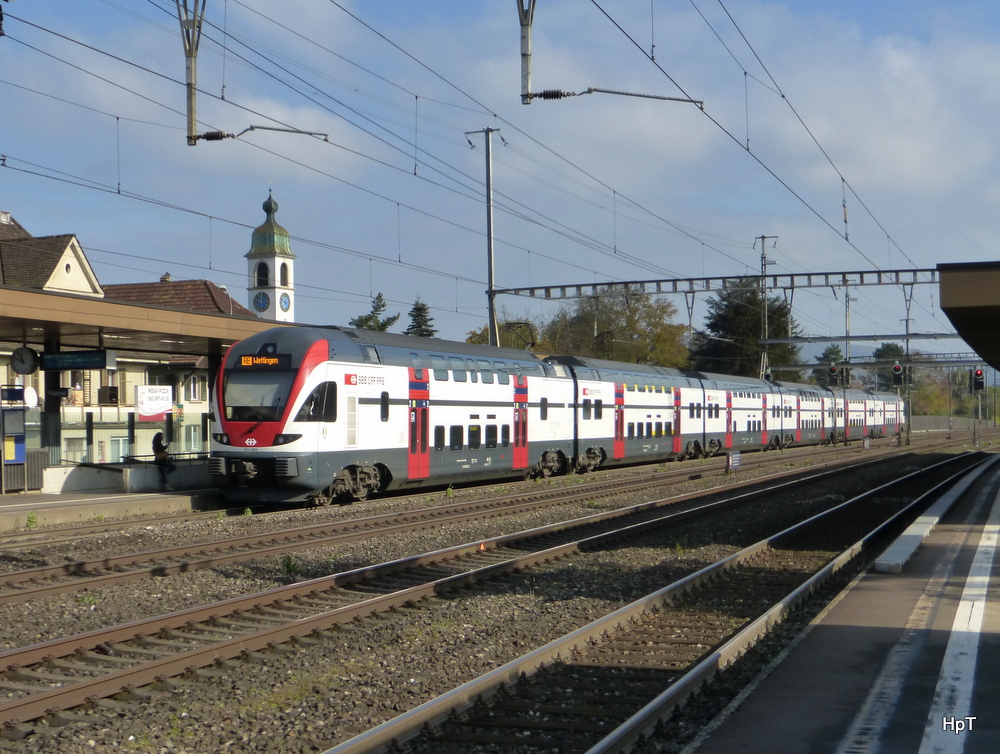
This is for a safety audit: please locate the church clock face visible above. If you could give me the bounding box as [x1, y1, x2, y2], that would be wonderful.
[279, 292, 291, 312]
[253, 291, 271, 312]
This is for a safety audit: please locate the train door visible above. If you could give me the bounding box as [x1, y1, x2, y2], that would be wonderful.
[725, 390, 733, 449]
[407, 367, 430, 479]
[672, 386, 683, 454]
[795, 395, 802, 443]
[513, 375, 529, 470]
[613, 382, 625, 459]
[761, 393, 769, 447]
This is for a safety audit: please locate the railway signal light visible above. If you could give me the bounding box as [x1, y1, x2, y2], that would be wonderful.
[827, 363, 839, 386]
[973, 368, 985, 392]
[891, 363, 903, 386]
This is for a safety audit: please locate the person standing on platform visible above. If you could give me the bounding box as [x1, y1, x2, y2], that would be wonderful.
[152, 432, 177, 489]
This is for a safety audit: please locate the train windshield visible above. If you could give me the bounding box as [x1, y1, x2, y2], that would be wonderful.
[223, 369, 295, 422]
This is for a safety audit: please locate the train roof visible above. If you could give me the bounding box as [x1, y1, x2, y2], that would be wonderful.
[234, 325, 549, 371]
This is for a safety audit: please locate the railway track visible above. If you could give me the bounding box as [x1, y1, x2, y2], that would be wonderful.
[0, 429, 957, 553]
[324, 451, 994, 754]
[0, 443, 913, 605]
[0, 451, 984, 736]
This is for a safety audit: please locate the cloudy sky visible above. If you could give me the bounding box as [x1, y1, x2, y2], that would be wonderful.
[2, 0, 998, 360]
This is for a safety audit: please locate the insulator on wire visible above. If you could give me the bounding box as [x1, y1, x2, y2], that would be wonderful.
[199, 131, 231, 141]
[539, 90, 568, 100]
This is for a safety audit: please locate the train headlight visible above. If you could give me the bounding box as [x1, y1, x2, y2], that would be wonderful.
[273, 434, 302, 445]
[212, 432, 230, 445]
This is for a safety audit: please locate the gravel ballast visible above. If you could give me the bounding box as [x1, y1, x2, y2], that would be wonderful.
[0, 452, 952, 753]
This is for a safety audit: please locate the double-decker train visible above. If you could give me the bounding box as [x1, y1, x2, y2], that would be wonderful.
[208, 325, 905, 504]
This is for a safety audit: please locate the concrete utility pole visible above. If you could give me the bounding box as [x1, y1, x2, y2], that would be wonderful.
[756, 235, 777, 379]
[517, 1, 536, 105]
[176, 1, 207, 146]
[466, 128, 502, 347]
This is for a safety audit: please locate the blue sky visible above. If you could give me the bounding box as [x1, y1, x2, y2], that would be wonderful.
[3, 0, 1000, 359]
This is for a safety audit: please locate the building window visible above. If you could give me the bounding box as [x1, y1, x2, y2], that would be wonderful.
[280, 262, 289, 287]
[184, 374, 208, 402]
[185, 424, 203, 452]
[256, 262, 269, 287]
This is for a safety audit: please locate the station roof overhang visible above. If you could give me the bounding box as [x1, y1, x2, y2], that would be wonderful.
[0, 285, 286, 359]
[938, 262, 1000, 371]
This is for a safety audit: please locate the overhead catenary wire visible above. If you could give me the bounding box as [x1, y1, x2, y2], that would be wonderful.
[3, 3, 935, 339]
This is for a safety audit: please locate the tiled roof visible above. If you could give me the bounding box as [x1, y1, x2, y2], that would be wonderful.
[0, 235, 75, 288]
[0, 213, 32, 241]
[102, 279, 256, 317]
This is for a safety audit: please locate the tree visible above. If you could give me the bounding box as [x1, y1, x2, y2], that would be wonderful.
[536, 288, 688, 368]
[466, 320, 539, 350]
[404, 298, 438, 338]
[349, 292, 400, 332]
[689, 284, 801, 379]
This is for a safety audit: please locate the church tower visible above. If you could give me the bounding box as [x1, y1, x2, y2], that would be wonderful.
[246, 190, 295, 322]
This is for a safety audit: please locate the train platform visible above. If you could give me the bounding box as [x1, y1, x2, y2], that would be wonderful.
[689, 467, 1000, 754]
[0, 488, 214, 531]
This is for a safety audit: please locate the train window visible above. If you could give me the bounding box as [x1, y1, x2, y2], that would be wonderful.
[689, 403, 695, 419]
[638, 384, 646, 393]
[380, 391, 389, 422]
[540, 397, 549, 421]
[450, 425, 463, 450]
[646, 421, 653, 437]
[486, 425, 498, 448]
[595, 400, 603, 420]
[636, 422, 644, 438]
[494, 362, 510, 384]
[664, 421, 673, 435]
[502, 425, 511, 447]
[627, 422, 635, 438]
[431, 356, 448, 381]
[654, 421, 662, 437]
[469, 425, 482, 449]
[295, 382, 337, 422]
[478, 359, 494, 384]
[434, 426, 446, 451]
[583, 399, 592, 420]
[362, 345, 381, 364]
[411, 353, 423, 379]
[449, 358, 467, 382]
[465, 359, 479, 383]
